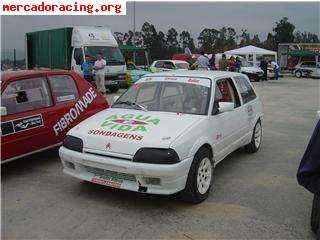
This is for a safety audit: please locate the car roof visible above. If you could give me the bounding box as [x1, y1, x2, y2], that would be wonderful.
[154, 60, 188, 64]
[1, 70, 74, 84]
[143, 70, 244, 81]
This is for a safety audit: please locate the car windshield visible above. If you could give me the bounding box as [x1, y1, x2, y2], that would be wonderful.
[84, 46, 125, 65]
[175, 63, 189, 69]
[112, 79, 211, 115]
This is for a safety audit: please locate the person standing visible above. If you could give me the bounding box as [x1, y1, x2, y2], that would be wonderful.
[235, 57, 242, 72]
[82, 55, 93, 82]
[194, 51, 209, 70]
[271, 60, 280, 80]
[297, 120, 320, 237]
[228, 56, 236, 72]
[209, 53, 216, 70]
[219, 54, 228, 71]
[260, 58, 268, 81]
[94, 52, 106, 94]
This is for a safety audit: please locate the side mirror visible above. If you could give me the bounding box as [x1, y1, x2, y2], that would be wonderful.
[113, 96, 120, 103]
[1, 106, 7, 116]
[218, 102, 234, 113]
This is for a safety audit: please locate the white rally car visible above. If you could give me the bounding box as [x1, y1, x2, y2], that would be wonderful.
[59, 70, 263, 203]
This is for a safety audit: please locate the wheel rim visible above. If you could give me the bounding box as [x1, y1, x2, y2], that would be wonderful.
[254, 122, 262, 149]
[196, 157, 212, 195]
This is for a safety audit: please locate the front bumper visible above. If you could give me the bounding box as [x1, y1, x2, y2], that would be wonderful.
[59, 147, 192, 195]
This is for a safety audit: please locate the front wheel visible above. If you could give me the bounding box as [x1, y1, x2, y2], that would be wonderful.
[181, 148, 214, 204]
[295, 70, 302, 78]
[245, 120, 262, 153]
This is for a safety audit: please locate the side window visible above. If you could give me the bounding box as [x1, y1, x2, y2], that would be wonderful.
[48, 75, 79, 103]
[74, 48, 84, 65]
[1, 77, 52, 115]
[234, 76, 257, 104]
[155, 61, 164, 68]
[212, 78, 240, 115]
[163, 61, 175, 69]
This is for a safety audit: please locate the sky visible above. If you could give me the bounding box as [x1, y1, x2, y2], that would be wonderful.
[1, 2, 319, 59]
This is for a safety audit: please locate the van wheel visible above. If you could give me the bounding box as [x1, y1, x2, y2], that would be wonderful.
[245, 120, 262, 153]
[295, 71, 302, 78]
[181, 148, 214, 204]
[108, 86, 119, 93]
[311, 194, 320, 234]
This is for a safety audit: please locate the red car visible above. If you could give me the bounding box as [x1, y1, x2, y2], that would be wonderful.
[1, 70, 108, 163]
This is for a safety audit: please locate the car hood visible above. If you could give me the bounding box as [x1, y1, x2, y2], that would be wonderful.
[68, 108, 203, 156]
[241, 66, 263, 73]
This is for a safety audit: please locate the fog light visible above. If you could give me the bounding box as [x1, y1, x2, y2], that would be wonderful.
[65, 161, 75, 170]
[144, 177, 161, 185]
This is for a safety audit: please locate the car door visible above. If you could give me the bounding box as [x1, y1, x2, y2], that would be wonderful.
[46, 73, 81, 143]
[233, 75, 259, 137]
[1, 75, 55, 161]
[209, 77, 245, 162]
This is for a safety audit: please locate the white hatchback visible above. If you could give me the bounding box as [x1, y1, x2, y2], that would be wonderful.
[59, 70, 263, 203]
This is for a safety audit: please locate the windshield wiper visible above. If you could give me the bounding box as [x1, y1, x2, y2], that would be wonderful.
[114, 101, 148, 111]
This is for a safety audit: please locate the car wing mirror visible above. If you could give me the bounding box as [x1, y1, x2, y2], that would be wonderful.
[218, 102, 234, 113]
[1, 106, 7, 116]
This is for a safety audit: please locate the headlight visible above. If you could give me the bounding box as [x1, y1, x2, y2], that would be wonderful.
[133, 148, 180, 164]
[63, 135, 83, 152]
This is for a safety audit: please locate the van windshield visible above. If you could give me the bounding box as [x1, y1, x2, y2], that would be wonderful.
[84, 46, 125, 65]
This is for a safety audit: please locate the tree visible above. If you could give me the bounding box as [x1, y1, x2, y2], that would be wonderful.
[239, 29, 251, 47]
[198, 28, 219, 53]
[166, 28, 180, 57]
[114, 32, 126, 45]
[294, 31, 320, 43]
[251, 34, 261, 46]
[179, 30, 196, 53]
[273, 17, 295, 44]
[262, 33, 276, 50]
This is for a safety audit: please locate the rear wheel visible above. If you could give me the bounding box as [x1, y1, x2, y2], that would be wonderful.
[295, 70, 302, 78]
[181, 148, 214, 204]
[311, 194, 320, 234]
[245, 120, 262, 153]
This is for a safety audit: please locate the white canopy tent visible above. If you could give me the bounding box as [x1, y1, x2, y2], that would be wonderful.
[224, 45, 277, 67]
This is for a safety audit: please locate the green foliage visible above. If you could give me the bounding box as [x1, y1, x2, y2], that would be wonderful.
[116, 18, 319, 61]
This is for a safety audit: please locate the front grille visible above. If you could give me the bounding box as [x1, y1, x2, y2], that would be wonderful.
[85, 166, 136, 182]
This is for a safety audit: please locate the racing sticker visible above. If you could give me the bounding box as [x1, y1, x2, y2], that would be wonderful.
[1, 114, 43, 136]
[100, 114, 160, 132]
[53, 87, 97, 136]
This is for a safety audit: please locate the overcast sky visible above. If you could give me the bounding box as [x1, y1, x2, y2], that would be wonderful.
[1, 2, 319, 58]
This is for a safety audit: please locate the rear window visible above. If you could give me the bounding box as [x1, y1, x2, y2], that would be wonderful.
[1, 77, 52, 115]
[48, 75, 79, 103]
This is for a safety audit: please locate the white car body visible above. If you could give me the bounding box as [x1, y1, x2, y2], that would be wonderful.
[294, 61, 320, 78]
[150, 60, 190, 72]
[59, 70, 263, 199]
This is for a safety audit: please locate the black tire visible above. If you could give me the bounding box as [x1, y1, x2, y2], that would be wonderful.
[245, 120, 262, 153]
[108, 86, 119, 93]
[295, 70, 302, 78]
[181, 148, 214, 204]
[311, 194, 320, 234]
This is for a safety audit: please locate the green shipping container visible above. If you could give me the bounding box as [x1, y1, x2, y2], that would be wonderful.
[26, 28, 73, 70]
